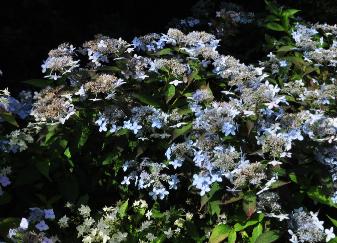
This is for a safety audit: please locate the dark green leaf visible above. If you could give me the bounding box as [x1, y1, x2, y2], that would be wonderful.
[118, 199, 129, 218]
[22, 79, 53, 88]
[265, 23, 285, 32]
[209, 224, 231, 243]
[166, 84, 176, 103]
[243, 192, 256, 218]
[255, 230, 280, 243]
[0, 112, 19, 127]
[327, 215, 337, 228]
[132, 93, 161, 107]
[171, 123, 192, 141]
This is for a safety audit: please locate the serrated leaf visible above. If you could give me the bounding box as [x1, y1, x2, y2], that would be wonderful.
[97, 66, 121, 72]
[118, 199, 129, 218]
[22, 79, 53, 88]
[277, 45, 296, 52]
[78, 126, 90, 149]
[209, 224, 231, 243]
[289, 172, 298, 183]
[243, 192, 256, 218]
[156, 48, 173, 56]
[250, 224, 263, 243]
[270, 180, 290, 189]
[228, 230, 237, 243]
[35, 159, 51, 180]
[132, 93, 161, 108]
[265, 23, 285, 32]
[307, 187, 337, 208]
[255, 230, 280, 243]
[171, 123, 192, 141]
[234, 219, 259, 232]
[327, 215, 337, 228]
[282, 9, 300, 18]
[0, 112, 19, 127]
[210, 200, 221, 216]
[0, 192, 12, 205]
[166, 84, 176, 103]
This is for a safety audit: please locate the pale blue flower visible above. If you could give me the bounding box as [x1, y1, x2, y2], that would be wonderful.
[168, 175, 179, 189]
[222, 122, 237, 136]
[149, 187, 169, 200]
[35, 220, 49, 231]
[192, 174, 212, 196]
[169, 159, 183, 169]
[0, 176, 10, 187]
[123, 120, 142, 134]
[44, 209, 55, 220]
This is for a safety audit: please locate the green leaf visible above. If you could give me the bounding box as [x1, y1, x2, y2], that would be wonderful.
[289, 172, 298, 183]
[307, 186, 337, 208]
[209, 224, 231, 243]
[22, 79, 53, 88]
[57, 176, 79, 202]
[35, 159, 51, 180]
[132, 93, 161, 108]
[155, 48, 173, 56]
[0, 112, 19, 127]
[171, 123, 192, 141]
[166, 84, 176, 103]
[327, 215, 337, 228]
[118, 199, 129, 218]
[228, 230, 237, 243]
[270, 180, 290, 189]
[255, 231, 280, 243]
[282, 9, 300, 18]
[265, 0, 280, 15]
[78, 126, 90, 149]
[209, 200, 221, 216]
[200, 183, 220, 209]
[0, 192, 12, 205]
[250, 224, 263, 243]
[97, 66, 121, 72]
[243, 192, 256, 218]
[0, 217, 19, 239]
[265, 23, 285, 32]
[276, 45, 296, 52]
[64, 147, 72, 159]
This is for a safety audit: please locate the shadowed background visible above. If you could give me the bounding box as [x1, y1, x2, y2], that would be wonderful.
[1, 0, 336, 90]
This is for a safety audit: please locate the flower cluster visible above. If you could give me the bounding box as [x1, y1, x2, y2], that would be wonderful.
[288, 207, 335, 243]
[41, 43, 79, 80]
[8, 208, 58, 243]
[83, 34, 131, 66]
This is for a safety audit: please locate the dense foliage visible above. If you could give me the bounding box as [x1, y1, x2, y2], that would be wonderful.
[1, 2, 337, 242]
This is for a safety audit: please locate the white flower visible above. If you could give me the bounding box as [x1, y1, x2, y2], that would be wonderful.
[58, 215, 69, 228]
[75, 85, 86, 97]
[169, 80, 183, 86]
[121, 176, 131, 185]
[78, 205, 91, 218]
[145, 210, 152, 220]
[288, 230, 298, 243]
[19, 217, 29, 230]
[325, 227, 335, 242]
[268, 160, 282, 166]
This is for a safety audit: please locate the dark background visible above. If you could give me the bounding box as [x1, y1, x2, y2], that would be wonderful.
[1, 0, 337, 90]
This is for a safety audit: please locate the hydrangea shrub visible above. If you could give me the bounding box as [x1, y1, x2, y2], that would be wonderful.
[1, 3, 337, 243]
